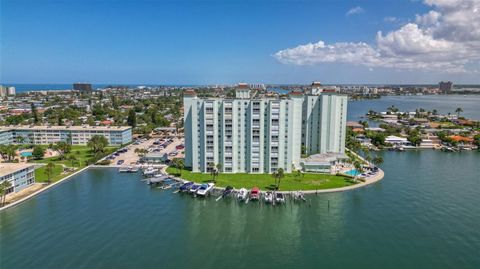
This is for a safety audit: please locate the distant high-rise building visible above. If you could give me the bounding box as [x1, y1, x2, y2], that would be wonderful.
[439, 81, 453, 93]
[0, 85, 6, 97]
[73, 83, 92, 93]
[7, 86, 16, 95]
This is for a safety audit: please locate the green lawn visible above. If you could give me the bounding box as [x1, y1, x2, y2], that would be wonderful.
[33, 145, 117, 168]
[32, 145, 117, 183]
[166, 167, 356, 191]
[34, 164, 68, 183]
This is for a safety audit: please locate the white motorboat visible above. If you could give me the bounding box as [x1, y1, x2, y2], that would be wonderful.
[264, 191, 273, 203]
[118, 167, 130, 173]
[189, 184, 200, 194]
[293, 191, 306, 202]
[143, 167, 157, 176]
[196, 183, 214, 196]
[236, 188, 248, 201]
[129, 166, 140, 173]
[275, 192, 286, 204]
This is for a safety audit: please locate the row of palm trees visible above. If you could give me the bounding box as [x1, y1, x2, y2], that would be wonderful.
[386, 105, 464, 118]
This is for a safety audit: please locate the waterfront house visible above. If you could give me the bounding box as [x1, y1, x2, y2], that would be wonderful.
[385, 135, 412, 146]
[365, 127, 386, 132]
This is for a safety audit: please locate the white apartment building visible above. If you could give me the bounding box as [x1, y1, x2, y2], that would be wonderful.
[184, 82, 347, 174]
[0, 125, 132, 146]
[184, 84, 303, 173]
[0, 163, 35, 193]
[302, 82, 348, 155]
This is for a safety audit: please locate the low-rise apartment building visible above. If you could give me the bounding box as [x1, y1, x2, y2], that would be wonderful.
[0, 163, 35, 193]
[0, 125, 132, 146]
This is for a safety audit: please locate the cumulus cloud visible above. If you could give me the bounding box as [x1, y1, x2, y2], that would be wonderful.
[346, 6, 364, 16]
[274, 0, 480, 73]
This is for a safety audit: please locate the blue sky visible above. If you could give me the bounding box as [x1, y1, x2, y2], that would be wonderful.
[1, 0, 479, 84]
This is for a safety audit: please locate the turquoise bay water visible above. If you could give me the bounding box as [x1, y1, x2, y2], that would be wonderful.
[1, 151, 479, 269]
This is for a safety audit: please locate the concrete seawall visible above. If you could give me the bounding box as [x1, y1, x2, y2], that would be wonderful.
[0, 166, 90, 212]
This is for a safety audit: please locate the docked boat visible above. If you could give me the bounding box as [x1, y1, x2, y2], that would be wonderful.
[249, 187, 260, 200]
[221, 186, 234, 197]
[189, 184, 201, 194]
[143, 167, 157, 177]
[236, 188, 248, 201]
[293, 191, 306, 202]
[148, 175, 170, 185]
[158, 179, 177, 190]
[275, 192, 286, 204]
[264, 191, 273, 203]
[118, 166, 130, 173]
[179, 181, 194, 192]
[129, 166, 140, 173]
[196, 183, 214, 196]
[120, 166, 140, 173]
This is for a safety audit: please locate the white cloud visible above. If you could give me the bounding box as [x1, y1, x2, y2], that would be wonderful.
[274, 0, 480, 73]
[346, 6, 364, 16]
[384, 16, 398, 22]
[415, 10, 441, 26]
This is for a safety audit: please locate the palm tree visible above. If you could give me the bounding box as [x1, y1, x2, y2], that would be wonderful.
[134, 148, 148, 157]
[372, 156, 384, 167]
[208, 162, 216, 182]
[215, 163, 222, 181]
[44, 162, 55, 184]
[67, 154, 78, 170]
[455, 107, 463, 118]
[272, 168, 285, 190]
[365, 155, 372, 167]
[0, 181, 13, 206]
[353, 161, 363, 182]
[171, 158, 184, 176]
[176, 158, 185, 176]
[87, 135, 108, 155]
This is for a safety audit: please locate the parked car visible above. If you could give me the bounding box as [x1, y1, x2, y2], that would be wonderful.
[117, 160, 124, 165]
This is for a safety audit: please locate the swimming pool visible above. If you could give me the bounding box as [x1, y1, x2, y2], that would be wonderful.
[344, 169, 360, 176]
[20, 152, 33, 157]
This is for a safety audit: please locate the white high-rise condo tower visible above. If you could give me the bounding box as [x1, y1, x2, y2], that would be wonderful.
[302, 82, 347, 155]
[184, 82, 347, 173]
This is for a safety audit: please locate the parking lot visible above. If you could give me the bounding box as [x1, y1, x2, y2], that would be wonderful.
[106, 136, 184, 167]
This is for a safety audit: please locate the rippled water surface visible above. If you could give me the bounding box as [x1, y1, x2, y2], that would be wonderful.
[348, 95, 480, 121]
[1, 151, 479, 269]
